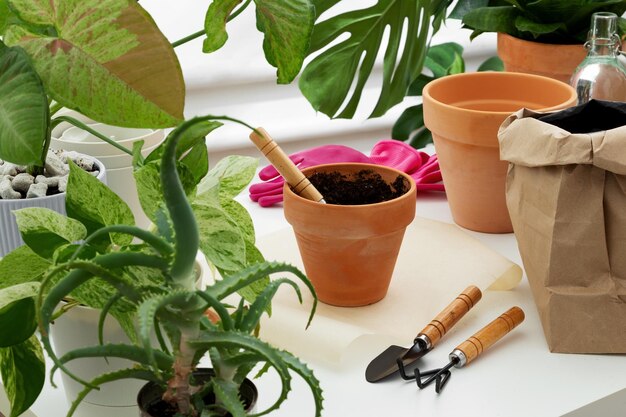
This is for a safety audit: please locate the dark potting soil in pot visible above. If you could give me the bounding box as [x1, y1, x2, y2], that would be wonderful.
[308, 169, 408, 205]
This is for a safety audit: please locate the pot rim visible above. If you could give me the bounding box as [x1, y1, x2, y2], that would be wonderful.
[422, 71, 577, 116]
[283, 162, 417, 209]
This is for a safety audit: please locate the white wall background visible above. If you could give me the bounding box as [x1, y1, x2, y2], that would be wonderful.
[139, 0, 497, 165]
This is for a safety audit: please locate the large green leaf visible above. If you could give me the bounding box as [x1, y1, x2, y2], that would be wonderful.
[0, 245, 50, 290]
[299, 0, 449, 119]
[133, 160, 196, 223]
[461, 6, 521, 40]
[254, 0, 315, 84]
[14, 208, 87, 259]
[4, 0, 184, 128]
[0, 41, 48, 165]
[0, 335, 45, 417]
[196, 155, 258, 200]
[193, 202, 247, 271]
[66, 161, 135, 245]
[0, 283, 40, 347]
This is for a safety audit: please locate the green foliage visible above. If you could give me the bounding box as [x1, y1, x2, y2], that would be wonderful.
[0, 283, 39, 347]
[450, 0, 626, 44]
[0, 116, 323, 417]
[203, 0, 314, 84]
[0, 335, 44, 417]
[298, 0, 451, 119]
[3, 0, 184, 127]
[66, 161, 135, 246]
[13, 208, 87, 259]
[0, 41, 49, 166]
[0, 245, 50, 290]
[392, 42, 503, 148]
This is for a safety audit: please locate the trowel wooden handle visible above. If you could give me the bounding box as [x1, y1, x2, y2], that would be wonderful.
[418, 285, 482, 347]
[454, 306, 525, 366]
[249, 127, 325, 203]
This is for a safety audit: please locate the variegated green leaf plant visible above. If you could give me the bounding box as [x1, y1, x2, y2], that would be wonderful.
[0, 0, 184, 171]
[0, 116, 321, 417]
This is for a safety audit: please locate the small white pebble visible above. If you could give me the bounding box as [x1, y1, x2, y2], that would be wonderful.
[0, 163, 18, 176]
[35, 175, 60, 188]
[45, 152, 69, 176]
[58, 175, 69, 193]
[11, 173, 34, 193]
[26, 182, 48, 199]
[0, 177, 21, 199]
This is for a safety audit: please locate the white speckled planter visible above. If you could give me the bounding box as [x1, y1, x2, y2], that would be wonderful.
[0, 159, 106, 257]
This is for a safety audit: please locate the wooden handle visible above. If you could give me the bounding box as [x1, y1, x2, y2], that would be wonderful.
[454, 306, 525, 366]
[249, 127, 325, 203]
[418, 285, 482, 347]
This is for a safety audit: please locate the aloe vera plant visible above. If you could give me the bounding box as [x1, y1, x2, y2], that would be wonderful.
[28, 116, 322, 417]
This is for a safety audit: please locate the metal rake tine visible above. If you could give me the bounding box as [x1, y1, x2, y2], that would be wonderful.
[414, 366, 445, 389]
[435, 370, 452, 393]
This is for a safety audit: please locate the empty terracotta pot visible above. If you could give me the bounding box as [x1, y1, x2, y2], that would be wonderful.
[497, 33, 587, 84]
[283, 163, 416, 307]
[423, 71, 576, 233]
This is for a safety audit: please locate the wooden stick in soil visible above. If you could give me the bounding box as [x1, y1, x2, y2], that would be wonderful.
[249, 127, 326, 203]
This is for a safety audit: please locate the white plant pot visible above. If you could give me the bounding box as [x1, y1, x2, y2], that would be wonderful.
[0, 160, 107, 257]
[50, 109, 96, 139]
[50, 254, 209, 417]
[51, 124, 165, 228]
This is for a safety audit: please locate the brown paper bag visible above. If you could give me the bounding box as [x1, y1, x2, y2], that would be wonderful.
[499, 102, 626, 353]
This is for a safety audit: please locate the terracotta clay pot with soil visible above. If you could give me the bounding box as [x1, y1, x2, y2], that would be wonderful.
[283, 163, 416, 307]
[423, 71, 576, 233]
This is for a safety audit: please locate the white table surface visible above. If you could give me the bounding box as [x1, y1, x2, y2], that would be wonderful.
[32, 188, 626, 417]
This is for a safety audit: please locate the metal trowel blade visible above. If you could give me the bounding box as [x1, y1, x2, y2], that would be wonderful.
[365, 343, 429, 382]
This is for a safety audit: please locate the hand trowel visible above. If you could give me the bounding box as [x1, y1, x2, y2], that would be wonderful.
[365, 285, 482, 382]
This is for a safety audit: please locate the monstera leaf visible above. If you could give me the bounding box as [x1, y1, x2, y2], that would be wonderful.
[203, 0, 314, 84]
[3, 0, 185, 128]
[0, 41, 49, 165]
[299, 0, 451, 119]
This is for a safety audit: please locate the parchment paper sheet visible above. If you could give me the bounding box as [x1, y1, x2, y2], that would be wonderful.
[257, 216, 522, 363]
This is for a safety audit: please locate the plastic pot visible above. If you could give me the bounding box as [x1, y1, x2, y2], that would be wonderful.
[497, 33, 587, 84]
[137, 369, 257, 417]
[422, 71, 577, 233]
[283, 163, 416, 307]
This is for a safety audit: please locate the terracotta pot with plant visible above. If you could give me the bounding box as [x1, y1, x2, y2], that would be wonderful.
[450, 0, 626, 83]
[283, 163, 416, 307]
[422, 71, 577, 233]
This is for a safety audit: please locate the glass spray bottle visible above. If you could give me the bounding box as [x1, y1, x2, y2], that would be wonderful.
[570, 12, 626, 104]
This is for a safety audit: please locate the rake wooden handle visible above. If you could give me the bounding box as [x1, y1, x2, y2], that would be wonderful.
[418, 285, 482, 348]
[249, 127, 325, 203]
[453, 306, 525, 367]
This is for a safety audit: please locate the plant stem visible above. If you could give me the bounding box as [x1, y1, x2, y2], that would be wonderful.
[171, 0, 252, 48]
[49, 102, 63, 116]
[51, 116, 134, 156]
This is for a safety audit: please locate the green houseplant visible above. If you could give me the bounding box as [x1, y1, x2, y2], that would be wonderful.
[450, 0, 626, 82]
[0, 117, 323, 416]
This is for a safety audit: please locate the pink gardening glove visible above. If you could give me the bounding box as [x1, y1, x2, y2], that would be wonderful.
[249, 145, 373, 207]
[370, 140, 445, 192]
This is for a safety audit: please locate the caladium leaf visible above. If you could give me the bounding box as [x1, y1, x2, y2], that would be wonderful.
[299, 0, 450, 119]
[254, 0, 315, 84]
[203, 0, 242, 53]
[4, 0, 184, 128]
[0, 41, 49, 165]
